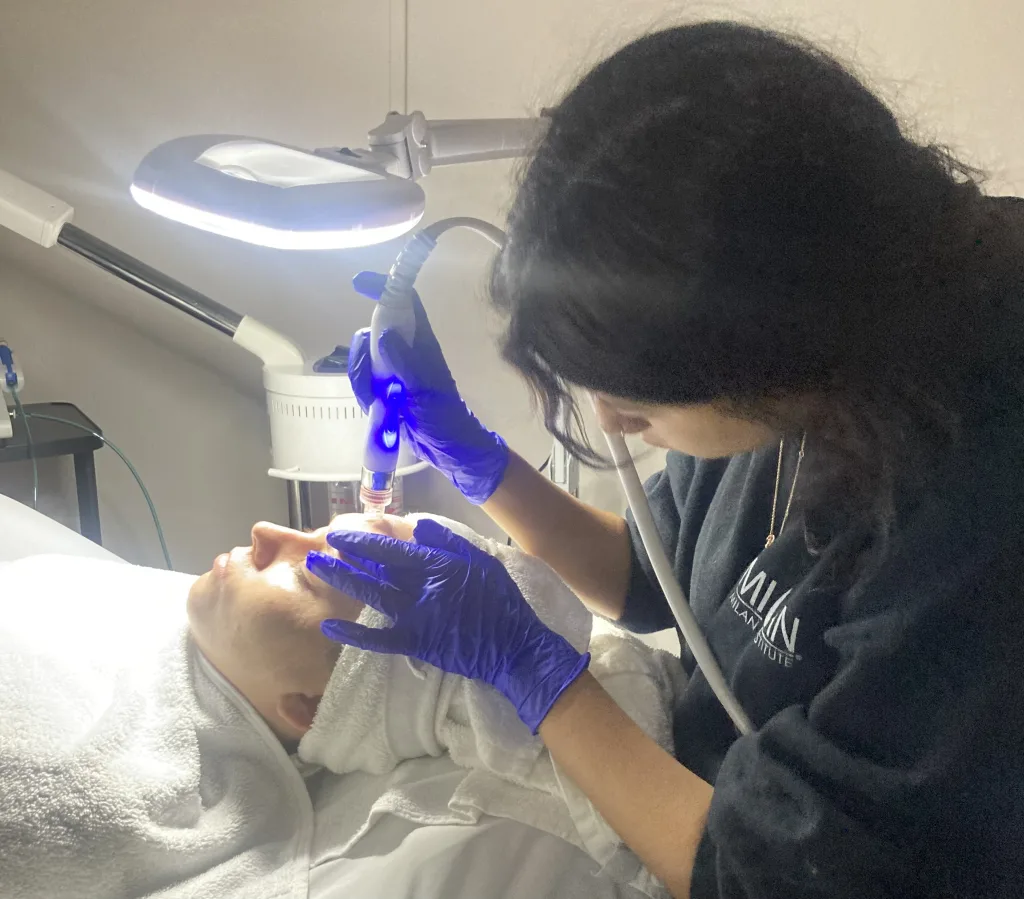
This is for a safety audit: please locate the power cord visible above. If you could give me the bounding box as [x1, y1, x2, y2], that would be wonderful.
[10, 391, 39, 511]
[24, 412, 173, 570]
[1, 343, 37, 511]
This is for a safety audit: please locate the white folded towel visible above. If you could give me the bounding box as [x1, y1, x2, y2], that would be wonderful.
[0, 555, 314, 899]
[298, 515, 683, 899]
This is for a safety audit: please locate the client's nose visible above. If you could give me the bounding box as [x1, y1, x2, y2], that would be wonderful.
[250, 521, 302, 570]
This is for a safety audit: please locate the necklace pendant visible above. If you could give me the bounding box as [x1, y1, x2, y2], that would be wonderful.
[764, 534, 775, 548]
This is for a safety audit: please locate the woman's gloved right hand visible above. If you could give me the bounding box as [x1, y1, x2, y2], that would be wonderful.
[348, 271, 509, 505]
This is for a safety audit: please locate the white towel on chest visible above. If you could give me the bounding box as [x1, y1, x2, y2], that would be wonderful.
[298, 515, 684, 899]
[0, 555, 314, 899]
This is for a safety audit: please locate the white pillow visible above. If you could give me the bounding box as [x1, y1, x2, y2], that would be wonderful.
[0, 493, 124, 563]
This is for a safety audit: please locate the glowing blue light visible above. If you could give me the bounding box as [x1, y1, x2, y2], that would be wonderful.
[367, 376, 405, 457]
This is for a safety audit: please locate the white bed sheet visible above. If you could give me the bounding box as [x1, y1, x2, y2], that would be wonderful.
[308, 756, 646, 899]
[0, 493, 123, 563]
[0, 497, 648, 898]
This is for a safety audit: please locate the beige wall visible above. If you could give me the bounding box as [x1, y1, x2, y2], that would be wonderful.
[0, 262, 285, 572]
[410, 0, 1023, 191]
[0, 0, 1020, 573]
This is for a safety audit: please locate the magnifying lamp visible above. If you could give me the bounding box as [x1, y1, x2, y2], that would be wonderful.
[130, 113, 545, 250]
[131, 136, 427, 250]
[0, 112, 545, 526]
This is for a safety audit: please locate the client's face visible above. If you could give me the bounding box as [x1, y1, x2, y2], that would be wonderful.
[187, 513, 414, 741]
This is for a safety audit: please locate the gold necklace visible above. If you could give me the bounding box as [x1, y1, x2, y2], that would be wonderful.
[765, 433, 807, 549]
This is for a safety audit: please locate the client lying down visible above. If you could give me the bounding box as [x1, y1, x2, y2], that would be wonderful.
[0, 513, 680, 899]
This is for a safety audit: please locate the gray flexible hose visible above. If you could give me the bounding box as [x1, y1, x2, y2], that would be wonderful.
[599, 427, 754, 735]
[377, 217, 753, 734]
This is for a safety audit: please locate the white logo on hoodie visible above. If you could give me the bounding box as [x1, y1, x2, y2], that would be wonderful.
[728, 559, 802, 667]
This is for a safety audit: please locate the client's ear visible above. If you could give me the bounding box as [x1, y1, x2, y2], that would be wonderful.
[277, 693, 322, 734]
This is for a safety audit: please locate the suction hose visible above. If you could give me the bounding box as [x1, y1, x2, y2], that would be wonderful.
[600, 428, 754, 735]
[362, 218, 752, 735]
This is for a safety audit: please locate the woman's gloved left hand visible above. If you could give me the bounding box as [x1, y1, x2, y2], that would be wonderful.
[306, 519, 590, 733]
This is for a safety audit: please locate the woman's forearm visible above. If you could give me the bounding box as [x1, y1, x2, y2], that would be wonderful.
[539, 672, 713, 899]
[483, 451, 633, 620]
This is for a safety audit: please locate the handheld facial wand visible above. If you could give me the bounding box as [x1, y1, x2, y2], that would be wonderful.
[359, 235, 433, 516]
[359, 218, 505, 516]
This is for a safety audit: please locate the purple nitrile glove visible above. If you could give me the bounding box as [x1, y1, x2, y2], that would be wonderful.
[306, 518, 590, 734]
[348, 271, 509, 505]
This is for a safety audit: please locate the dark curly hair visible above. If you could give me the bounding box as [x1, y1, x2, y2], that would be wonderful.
[491, 21, 1024, 550]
